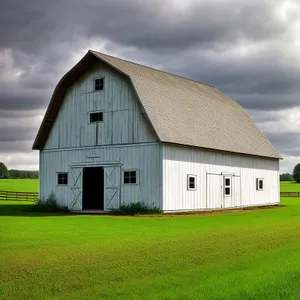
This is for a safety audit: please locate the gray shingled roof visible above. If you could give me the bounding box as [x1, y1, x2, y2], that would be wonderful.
[33, 50, 281, 159]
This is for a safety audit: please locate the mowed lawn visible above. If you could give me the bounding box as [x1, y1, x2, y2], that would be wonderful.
[0, 179, 38, 192]
[280, 181, 300, 192]
[0, 181, 300, 299]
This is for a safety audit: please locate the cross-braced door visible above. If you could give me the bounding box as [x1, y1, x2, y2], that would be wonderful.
[69, 167, 83, 210]
[104, 166, 120, 210]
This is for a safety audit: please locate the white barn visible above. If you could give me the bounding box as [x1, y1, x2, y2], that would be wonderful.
[33, 50, 281, 212]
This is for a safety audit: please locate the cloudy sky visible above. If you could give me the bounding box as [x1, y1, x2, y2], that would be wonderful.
[1, 0, 299, 172]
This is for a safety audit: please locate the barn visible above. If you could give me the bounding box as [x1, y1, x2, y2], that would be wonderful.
[33, 50, 281, 212]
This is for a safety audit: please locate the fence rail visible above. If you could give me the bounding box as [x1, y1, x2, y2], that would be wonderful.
[0, 190, 38, 201]
[280, 192, 300, 197]
[0, 191, 297, 201]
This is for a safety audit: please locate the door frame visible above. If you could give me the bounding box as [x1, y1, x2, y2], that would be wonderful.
[206, 172, 241, 209]
[70, 162, 122, 211]
[82, 166, 105, 210]
[223, 174, 233, 208]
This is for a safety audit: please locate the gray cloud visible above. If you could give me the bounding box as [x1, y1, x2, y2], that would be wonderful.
[0, 0, 299, 171]
[1, 1, 286, 52]
[266, 131, 300, 157]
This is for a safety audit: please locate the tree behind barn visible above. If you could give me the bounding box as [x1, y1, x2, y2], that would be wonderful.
[0, 162, 9, 179]
[293, 164, 300, 183]
[280, 173, 294, 181]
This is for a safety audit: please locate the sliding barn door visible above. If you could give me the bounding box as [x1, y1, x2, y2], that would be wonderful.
[104, 166, 121, 210]
[69, 167, 83, 210]
[206, 173, 222, 209]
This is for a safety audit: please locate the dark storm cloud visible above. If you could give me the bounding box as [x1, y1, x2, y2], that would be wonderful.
[0, 141, 34, 153]
[1, 0, 286, 53]
[266, 131, 300, 157]
[0, 0, 299, 170]
[0, 123, 36, 142]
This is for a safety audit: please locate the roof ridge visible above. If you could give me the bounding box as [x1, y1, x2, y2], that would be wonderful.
[90, 50, 215, 89]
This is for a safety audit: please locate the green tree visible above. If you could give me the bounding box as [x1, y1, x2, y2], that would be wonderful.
[293, 164, 300, 183]
[0, 162, 9, 179]
[8, 169, 39, 179]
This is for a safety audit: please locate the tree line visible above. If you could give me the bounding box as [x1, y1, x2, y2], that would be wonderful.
[280, 164, 300, 182]
[1, 161, 300, 182]
[0, 162, 39, 179]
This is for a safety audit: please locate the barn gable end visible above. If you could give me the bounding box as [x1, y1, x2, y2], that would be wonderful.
[44, 61, 158, 150]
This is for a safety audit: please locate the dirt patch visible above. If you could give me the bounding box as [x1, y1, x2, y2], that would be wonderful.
[106, 204, 286, 218]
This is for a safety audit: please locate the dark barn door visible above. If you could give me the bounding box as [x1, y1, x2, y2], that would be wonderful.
[82, 167, 104, 210]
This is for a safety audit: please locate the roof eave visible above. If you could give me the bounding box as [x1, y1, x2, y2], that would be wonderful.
[162, 141, 282, 160]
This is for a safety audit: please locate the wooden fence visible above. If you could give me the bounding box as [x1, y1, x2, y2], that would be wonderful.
[0, 190, 38, 202]
[0, 190, 297, 201]
[280, 192, 300, 197]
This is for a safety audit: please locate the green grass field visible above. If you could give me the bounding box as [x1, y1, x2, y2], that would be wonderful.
[1, 181, 300, 299]
[0, 179, 296, 194]
[280, 181, 300, 192]
[0, 179, 38, 192]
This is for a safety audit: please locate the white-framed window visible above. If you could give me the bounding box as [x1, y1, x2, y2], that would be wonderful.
[224, 176, 231, 196]
[57, 173, 68, 185]
[123, 170, 138, 185]
[256, 178, 264, 191]
[94, 77, 104, 91]
[89, 111, 103, 123]
[187, 175, 197, 191]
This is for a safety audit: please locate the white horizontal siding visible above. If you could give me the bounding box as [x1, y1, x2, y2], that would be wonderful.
[162, 144, 280, 211]
[40, 143, 162, 210]
[44, 62, 157, 150]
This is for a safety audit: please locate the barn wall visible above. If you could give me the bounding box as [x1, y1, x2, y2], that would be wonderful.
[162, 144, 280, 211]
[39, 143, 162, 210]
[44, 62, 157, 150]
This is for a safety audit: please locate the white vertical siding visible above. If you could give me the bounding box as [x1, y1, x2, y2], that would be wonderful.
[44, 62, 157, 150]
[162, 144, 280, 211]
[40, 143, 162, 210]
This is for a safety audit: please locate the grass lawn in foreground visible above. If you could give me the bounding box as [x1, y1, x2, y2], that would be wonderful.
[1, 197, 300, 300]
[0, 179, 38, 192]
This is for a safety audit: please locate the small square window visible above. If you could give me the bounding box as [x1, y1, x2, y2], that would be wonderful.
[90, 112, 103, 123]
[225, 178, 230, 186]
[123, 170, 137, 184]
[57, 173, 68, 185]
[187, 175, 196, 190]
[257, 179, 264, 191]
[94, 78, 104, 91]
[225, 187, 231, 196]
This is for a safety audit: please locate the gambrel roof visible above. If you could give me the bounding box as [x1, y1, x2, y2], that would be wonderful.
[33, 50, 281, 159]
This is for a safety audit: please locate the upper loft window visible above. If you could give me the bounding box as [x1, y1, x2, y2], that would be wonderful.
[90, 111, 103, 123]
[94, 78, 104, 91]
[256, 178, 264, 191]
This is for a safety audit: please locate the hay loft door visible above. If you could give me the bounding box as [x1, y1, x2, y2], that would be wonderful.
[104, 166, 121, 210]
